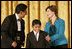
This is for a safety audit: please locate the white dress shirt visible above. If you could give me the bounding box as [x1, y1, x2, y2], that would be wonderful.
[33, 31, 39, 41]
[15, 13, 21, 31]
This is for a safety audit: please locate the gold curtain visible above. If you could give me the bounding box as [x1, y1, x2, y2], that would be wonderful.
[1, 1, 71, 48]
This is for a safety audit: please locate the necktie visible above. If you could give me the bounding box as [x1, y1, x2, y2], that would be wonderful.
[18, 19, 21, 21]
[35, 33, 38, 41]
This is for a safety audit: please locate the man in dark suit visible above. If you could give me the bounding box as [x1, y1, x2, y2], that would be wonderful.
[26, 19, 50, 48]
[1, 4, 27, 48]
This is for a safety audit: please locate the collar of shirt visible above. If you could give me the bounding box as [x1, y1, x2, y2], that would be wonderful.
[33, 31, 39, 41]
[33, 31, 39, 36]
[15, 13, 20, 20]
[15, 13, 21, 31]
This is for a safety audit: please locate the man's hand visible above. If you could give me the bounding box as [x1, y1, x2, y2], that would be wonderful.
[45, 35, 51, 42]
[21, 41, 24, 48]
[21, 45, 24, 48]
[12, 41, 17, 48]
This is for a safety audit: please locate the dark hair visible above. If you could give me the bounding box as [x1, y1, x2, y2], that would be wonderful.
[15, 3, 27, 14]
[46, 5, 58, 17]
[32, 19, 41, 26]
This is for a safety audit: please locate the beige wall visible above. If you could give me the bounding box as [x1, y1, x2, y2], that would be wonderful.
[1, 1, 71, 48]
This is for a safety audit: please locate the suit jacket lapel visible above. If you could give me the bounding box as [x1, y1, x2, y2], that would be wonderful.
[31, 31, 38, 42]
[38, 30, 42, 42]
[31, 31, 42, 42]
[12, 14, 18, 31]
[21, 19, 24, 31]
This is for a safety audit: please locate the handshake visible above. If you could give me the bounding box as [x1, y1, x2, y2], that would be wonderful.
[45, 35, 51, 42]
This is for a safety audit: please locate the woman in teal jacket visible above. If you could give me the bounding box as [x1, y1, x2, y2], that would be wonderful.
[44, 5, 68, 48]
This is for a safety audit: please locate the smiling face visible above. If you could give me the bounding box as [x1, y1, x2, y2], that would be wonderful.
[32, 24, 41, 33]
[46, 9, 55, 18]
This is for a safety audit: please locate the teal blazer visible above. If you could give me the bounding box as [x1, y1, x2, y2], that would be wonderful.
[44, 18, 68, 46]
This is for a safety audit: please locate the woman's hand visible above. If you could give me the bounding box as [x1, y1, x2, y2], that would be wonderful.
[45, 35, 51, 42]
